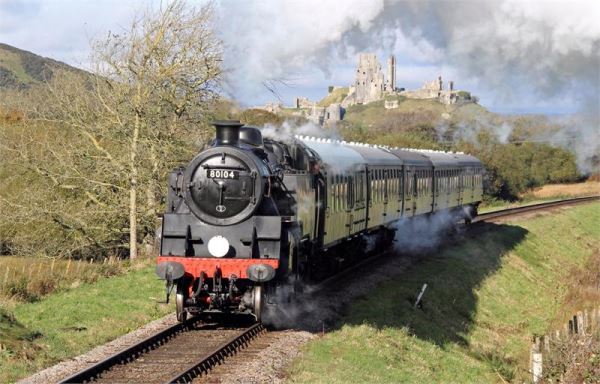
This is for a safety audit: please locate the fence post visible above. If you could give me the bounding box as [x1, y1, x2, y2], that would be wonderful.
[531, 339, 543, 383]
[65, 258, 71, 276]
[576, 311, 584, 336]
[3, 266, 9, 288]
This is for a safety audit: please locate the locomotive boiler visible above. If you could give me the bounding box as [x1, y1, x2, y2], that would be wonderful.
[156, 120, 484, 321]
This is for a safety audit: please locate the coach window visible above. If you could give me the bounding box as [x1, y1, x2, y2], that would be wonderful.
[337, 176, 342, 211]
[348, 176, 354, 209]
[380, 170, 384, 202]
[380, 170, 384, 201]
[330, 175, 335, 212]
[373, 170, 377, 204]
[370, 171, 375, 203]
[342, 176, 347, 210]
[339, 176, 344, 211]
[445, 170, 449, 192]
[375, 170, 379, 203]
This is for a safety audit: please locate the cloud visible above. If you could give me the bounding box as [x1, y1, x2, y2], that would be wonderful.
[216, 0, 599, 172]
[0, 0, 151, 68]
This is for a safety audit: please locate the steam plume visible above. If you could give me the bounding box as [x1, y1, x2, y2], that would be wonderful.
[217, 0, 600, 172]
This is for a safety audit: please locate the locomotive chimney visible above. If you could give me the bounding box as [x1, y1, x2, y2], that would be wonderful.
[213, 120, 244, 146]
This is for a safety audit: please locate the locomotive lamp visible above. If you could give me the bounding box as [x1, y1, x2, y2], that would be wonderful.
[207, 235, 230, 257]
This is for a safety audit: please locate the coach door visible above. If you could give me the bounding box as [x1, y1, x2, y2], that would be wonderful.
[404, 167, 416, 217]
[385, 168, 400, 222]
[458, 169, 464, 206]
[351, 169, 367, 234]
[397, 168, 404, 220]
[382, 169, 389, 223]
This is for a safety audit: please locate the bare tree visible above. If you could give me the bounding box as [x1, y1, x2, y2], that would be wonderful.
[1, 1, 222, 259]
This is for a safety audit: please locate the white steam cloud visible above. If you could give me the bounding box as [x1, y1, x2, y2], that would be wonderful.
[217, 0, 599, 173]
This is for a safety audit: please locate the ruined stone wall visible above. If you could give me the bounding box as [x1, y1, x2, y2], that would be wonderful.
[385, 55, 396, 93]
[354, 53, 385, 104]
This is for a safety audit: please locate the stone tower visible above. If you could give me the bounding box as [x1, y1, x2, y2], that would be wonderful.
[386, 55, 396, 93]
[354, 53, 385, 104]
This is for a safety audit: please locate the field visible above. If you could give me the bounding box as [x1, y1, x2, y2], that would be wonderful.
[525, 180, 600, 199]
[288, 203, 600, 383]
[0, 262, 173, 383]
[480, 180, 600, 213]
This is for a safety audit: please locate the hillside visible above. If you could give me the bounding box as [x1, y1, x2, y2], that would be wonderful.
[289, 203, 600, 383]
[0, 43, 81, 89]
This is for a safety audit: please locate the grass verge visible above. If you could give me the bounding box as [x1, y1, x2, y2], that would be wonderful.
[480, 180, 600, 214]
[0, 256, 135, 302]
[288, 203, 600, 383]
[0, 263, 172, 383]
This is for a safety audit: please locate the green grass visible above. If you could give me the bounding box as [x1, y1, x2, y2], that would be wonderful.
[318, 87, 348, 107]
[0, 264, 173, 383]
[288, 203, 600, 383]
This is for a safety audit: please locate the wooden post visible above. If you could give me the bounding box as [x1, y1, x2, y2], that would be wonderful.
[531, 340, 543, 383]
[2, 266, 8, 288]
[65, 259, 71, 276]
[576, 311, 584, 336]
[543, 336, 550, 352]
[50, 258, 55, 275]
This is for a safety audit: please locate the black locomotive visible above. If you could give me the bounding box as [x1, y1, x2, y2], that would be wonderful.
[156, 120, 484, 321]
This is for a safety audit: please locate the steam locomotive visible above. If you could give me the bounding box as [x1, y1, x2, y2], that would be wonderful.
[156, 120, 484, 321]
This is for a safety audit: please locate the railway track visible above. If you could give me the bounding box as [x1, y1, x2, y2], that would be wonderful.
[59, 196, 598, 383]
[59, 319, 265, 384]
[312, 195, 599, 294]
[474, 195, 599, 223]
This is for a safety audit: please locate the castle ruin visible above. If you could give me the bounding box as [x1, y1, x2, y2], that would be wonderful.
[279, 52, 476, 126]
[400, 75, 474, 105]
[340, 53, 475, 107]
[345, 53, 397, 105]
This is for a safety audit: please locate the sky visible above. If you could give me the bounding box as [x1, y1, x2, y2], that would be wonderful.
[0, 0, 599, 116]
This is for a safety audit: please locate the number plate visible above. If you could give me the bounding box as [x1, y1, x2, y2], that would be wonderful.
[207, 169, 239, 179]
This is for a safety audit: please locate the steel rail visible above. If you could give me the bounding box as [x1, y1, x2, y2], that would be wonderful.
[59, 318, 195, 384]
[167, 323, 266, 383]
[58, 320, 265, 384]
[474, 195, 599, 222]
